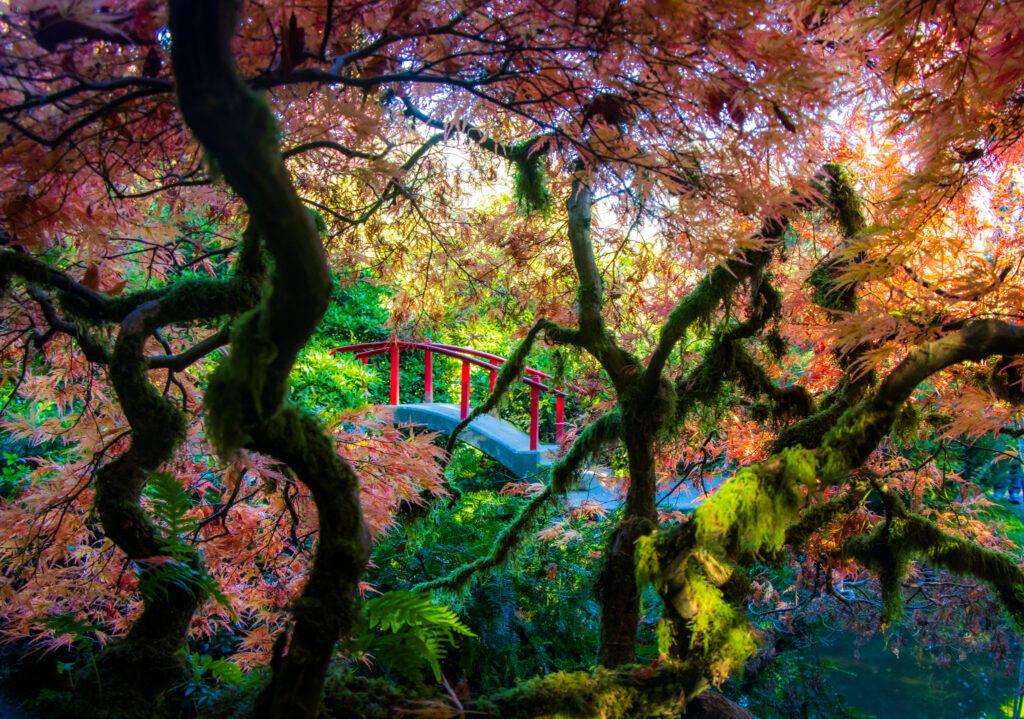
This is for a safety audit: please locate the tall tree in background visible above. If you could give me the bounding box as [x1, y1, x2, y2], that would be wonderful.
[2, 1, 1024, 716]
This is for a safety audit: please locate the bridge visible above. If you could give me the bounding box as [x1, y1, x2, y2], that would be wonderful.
[331, 340, 719, 509]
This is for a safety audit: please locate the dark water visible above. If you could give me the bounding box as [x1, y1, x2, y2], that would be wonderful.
[813, 633, 1021, 719]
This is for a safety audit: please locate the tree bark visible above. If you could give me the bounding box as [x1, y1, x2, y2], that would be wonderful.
[168, 3, 371, 717]
[598, 410, 658, 667]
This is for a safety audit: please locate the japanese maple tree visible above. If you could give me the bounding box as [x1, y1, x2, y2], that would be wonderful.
[1, 1, 1024, 718]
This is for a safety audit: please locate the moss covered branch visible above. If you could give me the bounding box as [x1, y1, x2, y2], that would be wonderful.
[844, 485, 1024, 627]
[644, 315, 1024, 689]
[444, 319, 551, 456]
[416, 411, 622, 594]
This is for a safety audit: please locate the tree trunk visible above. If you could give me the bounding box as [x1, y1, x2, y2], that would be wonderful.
[598, 404, 659, 667]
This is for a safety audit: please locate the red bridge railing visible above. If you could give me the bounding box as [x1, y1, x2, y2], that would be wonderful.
[330, 340, 568, 450]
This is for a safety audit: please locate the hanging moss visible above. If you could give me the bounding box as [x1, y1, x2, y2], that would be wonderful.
[807, 165, 867, 314]
[821, 163, 866, 239]
[764, 327, 788, 360]
[694, 447, 817, 558]
[511, 140, 552, 215]
[808, 260, 856, 313]
[890, 402, 920, 443]
[818, 403, 893, 479]
[204, 304, 280, 455]
[845, 509, 1024, 628]
[843, 516, 909, 626]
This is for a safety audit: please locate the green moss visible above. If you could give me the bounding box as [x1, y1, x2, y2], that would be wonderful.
[694, 447, 816, 558]
[891, 403, 920, 443]
[807, 165, 866, 313]
[511, 144, 552, 215]
[819, 403, 893, 478]
[205, 305, 280, 456]
[634, 533, 662, 590]
[822, 163, 866, 239]
[641, 447, 818, 687]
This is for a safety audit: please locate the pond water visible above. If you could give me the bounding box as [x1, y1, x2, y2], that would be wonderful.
[812, 633, 1021, 718]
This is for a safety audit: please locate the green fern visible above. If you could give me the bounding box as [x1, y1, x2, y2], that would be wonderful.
[351, 590, 475, 684]
[147, 470, 200, 547]
[140, 472, 234, 617]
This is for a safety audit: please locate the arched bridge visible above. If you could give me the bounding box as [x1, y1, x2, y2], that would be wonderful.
[331, 340, 567, 478]
[330, 340, 722, 509]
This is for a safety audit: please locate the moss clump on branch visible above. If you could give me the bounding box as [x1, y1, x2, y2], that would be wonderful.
[510, 140, 552, 215]
[476, 662, 708, 719]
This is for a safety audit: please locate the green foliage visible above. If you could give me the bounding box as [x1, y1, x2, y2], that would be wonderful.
[176, 651, 249, 709]
[446, 444, 515, 491]
[141, 472, 233, 615]
[954, 433, 1021, 490]
[289, 347, 377, 410]
[369, 489, 616, 689]
[42, 615, 105, 651]
[308, 273, 391, 350]
[0, 450, 31, 498]
[349, 590, 475, 684]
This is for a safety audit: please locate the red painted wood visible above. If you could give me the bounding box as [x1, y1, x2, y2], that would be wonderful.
[424, 349, 433, 403]
[331, 341, 581, 447]
[555, 394, 565, 443]
[460, 360, 470, 419]
[336, 343, 569, 396]
[489, 358, 500, 393]
[389, 341, 399, 405]
[529, 385, 540, 451]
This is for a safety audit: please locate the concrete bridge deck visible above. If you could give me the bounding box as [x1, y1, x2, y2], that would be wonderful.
[391, 403, 559, 478]
[390, 402, 720, 511]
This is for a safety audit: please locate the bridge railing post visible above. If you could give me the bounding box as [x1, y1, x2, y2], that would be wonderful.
[424, 347, 433, 403]
[460, 360, 470, 419]
[488, 358, 500, 394]
[555, 394, 565, 444]
[389, 340, 399, 405]
[529, 385, 540, 451]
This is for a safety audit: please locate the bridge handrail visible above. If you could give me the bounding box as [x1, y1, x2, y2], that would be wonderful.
[329, 340, 572, 449]
[424, 343, 558, 383]
[337, 343, 567, 396]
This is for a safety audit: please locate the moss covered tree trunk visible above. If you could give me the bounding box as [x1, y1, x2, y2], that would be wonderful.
[598, 410, 659, 667]
[169, 3, 371, 717]
[84, 303, 203, 711]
